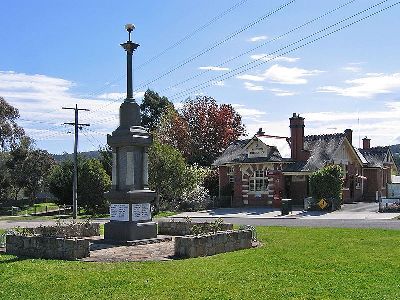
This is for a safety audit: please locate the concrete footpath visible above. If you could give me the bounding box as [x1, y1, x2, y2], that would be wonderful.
[171, 202, 400, 220]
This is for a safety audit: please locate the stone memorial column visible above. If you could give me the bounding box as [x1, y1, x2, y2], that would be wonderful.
[104, 24, 157, 241]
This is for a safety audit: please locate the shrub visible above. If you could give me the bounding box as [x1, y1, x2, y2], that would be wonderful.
[309, 164, 343, 210]
[178, 186, 212, 212]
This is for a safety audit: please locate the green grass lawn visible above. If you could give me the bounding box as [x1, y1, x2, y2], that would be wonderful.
[0, 227, 399, 300]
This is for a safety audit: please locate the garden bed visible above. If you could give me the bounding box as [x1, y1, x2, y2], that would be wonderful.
[174, 229, 252, 258]
[6, 235, 89, 260]
[157, 219, 233, 236]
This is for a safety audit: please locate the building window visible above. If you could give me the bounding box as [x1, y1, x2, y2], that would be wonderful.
[228, 166, 235, 183]
[249, 169, 268, 192]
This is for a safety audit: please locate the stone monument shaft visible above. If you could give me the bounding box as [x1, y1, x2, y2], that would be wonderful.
[104, 24, 157, 241]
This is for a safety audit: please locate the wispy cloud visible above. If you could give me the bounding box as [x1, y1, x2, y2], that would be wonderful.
[232, 104, 266, 117]
[98, 91, 145, 100]
[198, 66, 230, 71]
[244, 82, 264, 91]
[269, 88, 296, 96]
[342, 66, 361, 72]
[317, 72, 400, 98]
[0, 70, 136, 151]
[250, 54, 299, 63]
[212, 80, 225, 87]
[237, 64, 323, 85]
[248, 35, 268, 42]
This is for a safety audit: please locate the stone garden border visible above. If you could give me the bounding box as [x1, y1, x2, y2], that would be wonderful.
[4, 222, 100, 260]
[174, 229, 253, 258]
[6, 235, 89, 260]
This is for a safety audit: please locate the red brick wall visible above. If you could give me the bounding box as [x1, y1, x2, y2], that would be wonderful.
[232, 166, 243, 207]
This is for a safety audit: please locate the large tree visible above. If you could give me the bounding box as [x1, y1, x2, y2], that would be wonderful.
[6, 137, 55, 202]
[47, 156, 111, 214]
[157, 96, 245, 166]
[148, 140, 204, 212]
[0, 97, 25, 151]
[140, 89, 173, 132]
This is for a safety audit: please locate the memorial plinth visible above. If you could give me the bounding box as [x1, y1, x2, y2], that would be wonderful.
[104, 101, 157, 241]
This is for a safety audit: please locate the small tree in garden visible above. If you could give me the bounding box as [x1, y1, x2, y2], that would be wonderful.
[309, 164, 343, 208]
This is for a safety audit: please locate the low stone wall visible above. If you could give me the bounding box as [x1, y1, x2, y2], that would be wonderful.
[174, 230, 252, 258]
[20, 223, 100, 238]
[157, 220, 233, 236]
[6, 235, 90, 260]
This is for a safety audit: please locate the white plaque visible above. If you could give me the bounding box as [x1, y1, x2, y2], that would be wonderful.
[131, 203, 151, 222]
[110, 204, 129, 221]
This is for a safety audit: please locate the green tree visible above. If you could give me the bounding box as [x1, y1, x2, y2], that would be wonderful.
[47, 157, 111, 214]
[148, 140, 204, 212]
[0, 96, 25, 150]
[79, 158, 111, 213]
[140, 89, 173, 132]
[6, 137, 55, 202]
[0, 152, 11, 201]
[99, 145, 112, 177]
[309, 164, 343, 208]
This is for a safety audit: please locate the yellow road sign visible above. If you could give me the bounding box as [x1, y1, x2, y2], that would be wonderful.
[318, 199, 328, 209]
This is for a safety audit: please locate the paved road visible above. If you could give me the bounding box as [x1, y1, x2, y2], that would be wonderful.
[169, 217, 400, 230]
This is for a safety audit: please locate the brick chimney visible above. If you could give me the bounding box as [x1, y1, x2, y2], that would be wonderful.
[290, 113, 305, 161]
[344, 129, 353, 145]
[362, 136, 371, 149]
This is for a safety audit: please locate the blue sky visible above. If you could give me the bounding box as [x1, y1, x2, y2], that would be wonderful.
[1, 0, 400, 154]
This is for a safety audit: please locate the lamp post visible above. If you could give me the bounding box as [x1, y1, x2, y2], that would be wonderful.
[121, 24, 139, 101]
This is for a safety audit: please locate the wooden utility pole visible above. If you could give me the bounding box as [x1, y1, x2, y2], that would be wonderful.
[63, 104, 90, 219]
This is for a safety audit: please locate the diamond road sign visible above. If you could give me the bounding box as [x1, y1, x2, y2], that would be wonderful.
[318, 199, 328, 209]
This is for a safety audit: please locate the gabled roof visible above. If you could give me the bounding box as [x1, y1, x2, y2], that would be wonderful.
[283, 133, 347, 172]
[213, 135, 289, 166]
[359, 146, 391, 168]
[255, 135, 291, 159]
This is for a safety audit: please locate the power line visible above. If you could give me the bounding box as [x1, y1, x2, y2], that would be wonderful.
[136, 0, 250, 71]
[133, 0, 296, 92]
[158, 0, 358, 94]
[167, 0, 397, 102]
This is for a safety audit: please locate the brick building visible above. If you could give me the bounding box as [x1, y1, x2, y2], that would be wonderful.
[213, 113, 397, 207]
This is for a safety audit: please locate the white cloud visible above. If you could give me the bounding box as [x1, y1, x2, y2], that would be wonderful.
[98, 91, 145, 100]
[0, 70, 126, 152]
[198, 66, 230, 71]
[250, 54, 299, 63]
[244, 82, 264, 91]
[269, 88, 296, 96]
[212, 80, 225, 87]
[317, 72, 400, 98]
[232, 104, 266, 117]
[342, 66, 361, 72]
[237, 64, 322, 85]
[236, 74, 265, 82]
[248, 35, 268, 42]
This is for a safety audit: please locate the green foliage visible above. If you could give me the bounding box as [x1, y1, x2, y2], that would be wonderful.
[148, 140, 205, 211]
[79, 158, 111, 213]
[1, 227, 400, 300]
[140, 89, 173, 132]
[47, 157, 111, 214]
[98, 145, 112, 177]
[0, 96, 25, 150]
[6, 136, 55, 202]
[309, 164, 343, 204]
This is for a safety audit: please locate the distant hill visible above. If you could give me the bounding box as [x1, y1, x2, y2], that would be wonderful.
[390, 144, 400, 155]
[52, 151, 100, 162]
